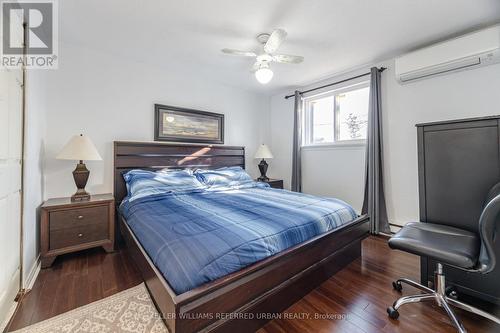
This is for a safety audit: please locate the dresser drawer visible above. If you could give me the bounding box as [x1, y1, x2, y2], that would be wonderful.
[49, 205, 109, 250]
[49, 205, 108, 230]
[50, 223, 109, 250]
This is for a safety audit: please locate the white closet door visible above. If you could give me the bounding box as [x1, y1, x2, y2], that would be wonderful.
[0, 42, 23, 329]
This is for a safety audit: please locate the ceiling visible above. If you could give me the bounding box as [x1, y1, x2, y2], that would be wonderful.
[60, 0, 500, 95]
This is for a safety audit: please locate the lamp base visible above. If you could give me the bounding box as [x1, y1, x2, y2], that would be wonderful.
[257, 159, 269, 182]
[71, 160, 91, 202]
[71, 189, 90, 202]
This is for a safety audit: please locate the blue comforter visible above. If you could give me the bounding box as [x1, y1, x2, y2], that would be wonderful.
[120, 183, 357, 294]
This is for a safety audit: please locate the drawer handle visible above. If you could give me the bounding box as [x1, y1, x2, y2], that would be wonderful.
[78, 233, 83, 238]
[77, 215, 84, 219]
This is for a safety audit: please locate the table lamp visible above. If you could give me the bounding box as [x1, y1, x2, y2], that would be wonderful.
[255, 144, 273, 181]
[56, 134, 102, 201]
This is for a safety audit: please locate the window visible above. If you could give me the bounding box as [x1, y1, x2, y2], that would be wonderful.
[303, 82, 370, 146]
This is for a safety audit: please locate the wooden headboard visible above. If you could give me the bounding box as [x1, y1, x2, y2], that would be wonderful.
[113, 141, 245, 204]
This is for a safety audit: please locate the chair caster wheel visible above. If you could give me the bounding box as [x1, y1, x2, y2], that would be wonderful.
[446, 286, 458, 300]
[387, 306, 399, 319]
[392, 281, 403, 292]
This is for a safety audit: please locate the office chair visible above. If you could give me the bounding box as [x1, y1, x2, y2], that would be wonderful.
[387, 183, 500, 333]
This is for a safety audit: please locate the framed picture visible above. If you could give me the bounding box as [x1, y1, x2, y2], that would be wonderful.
[154, 104, 224, 144]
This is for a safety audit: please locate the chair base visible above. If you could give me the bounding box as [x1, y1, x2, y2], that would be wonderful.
[387, 263, 500, 333]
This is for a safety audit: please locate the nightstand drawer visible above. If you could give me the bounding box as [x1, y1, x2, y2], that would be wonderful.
[268, 180, 283, 189]
[256, 179, 284, 189]
[49, 205, 108, 230]
[50, 223, 109, 250]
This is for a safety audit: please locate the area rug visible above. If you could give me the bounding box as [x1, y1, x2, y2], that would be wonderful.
[12, 283, 168, 333]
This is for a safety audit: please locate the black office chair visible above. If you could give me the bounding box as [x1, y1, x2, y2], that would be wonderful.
[387, 183, 500, 333]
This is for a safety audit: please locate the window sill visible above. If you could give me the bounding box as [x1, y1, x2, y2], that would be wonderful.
[301, 140, 366, 151]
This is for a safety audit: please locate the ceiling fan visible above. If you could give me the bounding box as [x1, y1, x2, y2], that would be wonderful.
[222, 29, 304, 84]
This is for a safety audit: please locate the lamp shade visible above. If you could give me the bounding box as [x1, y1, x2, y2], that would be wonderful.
[56, 134, 102, 161]
[254, 144, 273, 159]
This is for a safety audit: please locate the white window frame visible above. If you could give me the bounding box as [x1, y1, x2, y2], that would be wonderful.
[302, 81, 370, 148]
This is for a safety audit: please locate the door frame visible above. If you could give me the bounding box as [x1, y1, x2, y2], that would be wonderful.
[0, 22, 27, 331]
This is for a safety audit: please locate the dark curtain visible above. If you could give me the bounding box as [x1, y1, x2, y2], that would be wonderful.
[362, 67, 390, 234]
[291, 91, 302, 192]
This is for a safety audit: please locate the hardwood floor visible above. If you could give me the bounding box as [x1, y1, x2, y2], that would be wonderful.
[5, 244, 142, 332]
[5, 236, 500, 332]
[258, 236, 500, 333]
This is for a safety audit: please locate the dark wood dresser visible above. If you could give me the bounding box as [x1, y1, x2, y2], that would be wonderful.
[257, 178, 284, 189]
[417, 116, 500, 304]
[40, 193, 115, 268]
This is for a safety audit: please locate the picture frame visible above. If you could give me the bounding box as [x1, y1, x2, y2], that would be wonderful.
[154, 104, 224, 144]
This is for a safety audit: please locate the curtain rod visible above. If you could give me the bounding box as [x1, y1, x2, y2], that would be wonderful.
[284, 67, 386, 99]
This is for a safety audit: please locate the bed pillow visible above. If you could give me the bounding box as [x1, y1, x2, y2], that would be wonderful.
[194, 166, 254, 188]
[123, 169, 205, 201]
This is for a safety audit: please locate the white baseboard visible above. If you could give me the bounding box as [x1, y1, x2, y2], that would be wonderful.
[0, 269, 20, 332]
[389, 224, 402, 234]
[0, 257, 41, 331]
[0, 301, 17, 332]
[23, 255, 41, 290]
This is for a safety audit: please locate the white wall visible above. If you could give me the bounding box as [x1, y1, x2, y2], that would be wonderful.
[382, 61, 500, 227]
[302, 145, 366, 212]
[22, 70, 47, 286]
[21, 42, 270, 286]
[42, 43, 270, 199]
[269, 61, 500, 226]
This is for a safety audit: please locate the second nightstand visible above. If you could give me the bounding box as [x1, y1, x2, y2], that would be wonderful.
[40, 193, 115, 268]
[257, 178, 284, 189]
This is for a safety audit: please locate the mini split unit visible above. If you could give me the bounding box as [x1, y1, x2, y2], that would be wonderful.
[395, 25, 500, 83]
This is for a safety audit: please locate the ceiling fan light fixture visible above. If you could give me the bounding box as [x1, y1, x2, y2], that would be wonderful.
[255, 64, 273, 84]
[221, 29, 303, 85]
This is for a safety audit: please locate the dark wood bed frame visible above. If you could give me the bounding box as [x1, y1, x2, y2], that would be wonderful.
[113, 141, 369, 333]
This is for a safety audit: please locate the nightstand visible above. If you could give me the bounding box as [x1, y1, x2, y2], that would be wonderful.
[257, 178, 284, 189]
[40, 193, 115, 268]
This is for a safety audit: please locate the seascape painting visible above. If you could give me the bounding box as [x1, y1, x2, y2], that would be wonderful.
[154, 104, 224, 144]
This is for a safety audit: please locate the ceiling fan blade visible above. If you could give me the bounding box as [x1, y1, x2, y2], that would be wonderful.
[264, 29, 287, 54]
[221, 48, 257, 57]
[273, 54, 304, 64]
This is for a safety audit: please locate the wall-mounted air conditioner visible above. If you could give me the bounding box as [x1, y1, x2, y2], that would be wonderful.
[395, 25, 500, 83]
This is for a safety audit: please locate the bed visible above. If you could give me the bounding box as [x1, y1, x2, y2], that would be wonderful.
[114, 141, 369, 333]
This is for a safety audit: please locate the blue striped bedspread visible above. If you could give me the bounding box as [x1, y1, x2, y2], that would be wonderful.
[119, 183, 357, 294]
